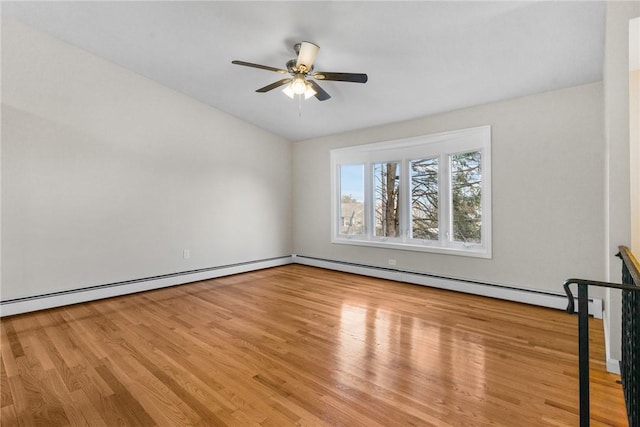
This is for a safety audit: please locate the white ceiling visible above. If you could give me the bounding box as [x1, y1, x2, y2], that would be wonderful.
[2, 1, 606, 142]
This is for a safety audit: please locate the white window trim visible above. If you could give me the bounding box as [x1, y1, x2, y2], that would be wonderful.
[330, 125, 492, 259]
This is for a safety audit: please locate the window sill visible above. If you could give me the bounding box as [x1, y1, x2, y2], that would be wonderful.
[332, 236, 492, 259]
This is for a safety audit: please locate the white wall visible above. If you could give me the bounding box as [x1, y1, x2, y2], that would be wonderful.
[629, 17, 640, 255]
[1, 19, 292, 301]
[603, 1, 640, 367]
[293, 82, 605, 296]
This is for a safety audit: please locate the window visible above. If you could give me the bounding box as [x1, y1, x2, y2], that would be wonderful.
[373, 161, 400, 238]
[331, 126, 491, 258]
[339, 164, 365, 236]
[450, 151, 482, 244]
[410, 157, 439, 241]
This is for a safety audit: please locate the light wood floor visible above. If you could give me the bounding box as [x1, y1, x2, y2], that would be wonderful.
[1, 264, 627, 426]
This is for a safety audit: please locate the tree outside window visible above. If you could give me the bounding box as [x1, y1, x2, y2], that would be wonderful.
[450, 151, 482, 244]
[374, 162, 400, 238]
[411, 157, 439, 240]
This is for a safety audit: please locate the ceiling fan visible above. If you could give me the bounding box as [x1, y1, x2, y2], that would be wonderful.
[232, 41, 368, 101]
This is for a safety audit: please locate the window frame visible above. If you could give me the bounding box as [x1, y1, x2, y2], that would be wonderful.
[330, 126, 492, 258]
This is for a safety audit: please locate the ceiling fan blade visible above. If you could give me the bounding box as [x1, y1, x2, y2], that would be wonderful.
[308, 80, 331, 101]
[295, 41, 320, 71]
[313, 72, 368, 83]
[256, 78, 292, 93]
[232, 60, 288, 74]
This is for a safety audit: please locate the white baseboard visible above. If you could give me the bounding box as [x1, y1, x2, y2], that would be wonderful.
[0, 256, 292, 317]
[606, 359, 621, 374]
[292, 255, 603, 319]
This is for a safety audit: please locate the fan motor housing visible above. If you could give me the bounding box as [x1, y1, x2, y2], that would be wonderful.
[286, 59, 313, 75]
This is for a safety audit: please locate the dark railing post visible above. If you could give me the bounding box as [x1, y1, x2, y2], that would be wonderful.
[564, 280, 592, 427]
[578, 283, 590, 427]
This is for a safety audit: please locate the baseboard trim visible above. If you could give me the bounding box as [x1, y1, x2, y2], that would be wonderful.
[292, 255, 603, 319]
[606, 359, 621, 375]
[0, 256, 292, 317]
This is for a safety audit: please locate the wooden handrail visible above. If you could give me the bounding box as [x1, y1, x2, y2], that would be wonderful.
[618, 245, 640, 286]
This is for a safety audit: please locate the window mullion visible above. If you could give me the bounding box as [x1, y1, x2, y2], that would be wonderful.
[400, 159, 409, 242]
[441, 153, 450, 247]
[364, 161, 373, 239]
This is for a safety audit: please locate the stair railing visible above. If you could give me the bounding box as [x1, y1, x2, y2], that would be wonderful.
[564, 246, 640, 427]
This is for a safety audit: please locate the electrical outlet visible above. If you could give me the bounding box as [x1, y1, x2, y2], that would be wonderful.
[183, 249, 190, 259]
[388, 259, 397, 266]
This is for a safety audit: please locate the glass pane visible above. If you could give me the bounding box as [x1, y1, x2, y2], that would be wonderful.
[373, 162, 400, 237]
[340, 164, 365, 235]
[450, 151, 482, 244]
[410, 157, 439, 240]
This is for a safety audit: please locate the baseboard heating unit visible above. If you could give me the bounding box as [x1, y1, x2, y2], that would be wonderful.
[1, 254, 602, 319]
[292, 255, 603, 319]
[0, 256, 292, 317]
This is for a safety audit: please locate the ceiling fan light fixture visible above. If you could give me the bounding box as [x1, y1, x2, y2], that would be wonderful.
[282, 78, 316, 100]
[282, 84, 295, 99]
[296, 41, 320, 71]
[291, 76, 308, 95]
[303, 85, 317, 99]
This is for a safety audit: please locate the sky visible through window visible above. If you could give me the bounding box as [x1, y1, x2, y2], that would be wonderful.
[340, 164, 364, 202]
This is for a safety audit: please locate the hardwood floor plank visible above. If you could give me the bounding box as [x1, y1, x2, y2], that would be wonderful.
[1, 354, 13, 409]
[94, 363, 156, 426]
[67, 389, 108, 427]
[0, 404, 19, 427]
[6, 371, 37, 426]
[14, 350, 70, 426]
[0, 265, 628, 426]
[3, 322, 25, 358]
